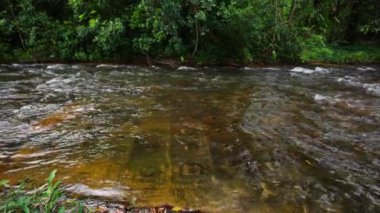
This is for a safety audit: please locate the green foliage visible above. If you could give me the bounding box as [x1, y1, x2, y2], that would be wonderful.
[94, 18, 126, 57]
[130, 0, 186, 56]
[300, 34, 334, 62]
[300, 35, 380, 63]
[0, 170, 84, 213]
[360, 19, 380, 35]
[0, 0, 378, 63]
[356, 0, 380, 35]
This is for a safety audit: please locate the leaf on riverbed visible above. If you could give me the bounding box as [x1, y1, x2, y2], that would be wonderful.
[172, 206, 183, 211]
[0, 179, 9, 187]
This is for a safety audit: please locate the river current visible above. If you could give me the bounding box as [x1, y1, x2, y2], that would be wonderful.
[0, 64, 379, 212]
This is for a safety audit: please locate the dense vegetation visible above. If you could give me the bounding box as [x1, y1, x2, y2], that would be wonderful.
[0, 0, 379, 64]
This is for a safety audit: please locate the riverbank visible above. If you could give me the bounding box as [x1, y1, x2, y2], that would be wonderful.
[0, 171, 201, 213]
[1, 45, 379, 67]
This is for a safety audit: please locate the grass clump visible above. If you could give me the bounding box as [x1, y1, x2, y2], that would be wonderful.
[0, 170, 84, 213]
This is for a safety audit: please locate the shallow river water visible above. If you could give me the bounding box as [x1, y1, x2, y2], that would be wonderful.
[0, 64, 379, 212]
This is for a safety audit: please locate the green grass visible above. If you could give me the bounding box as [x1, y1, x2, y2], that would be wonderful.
[0, 170, 84, 213]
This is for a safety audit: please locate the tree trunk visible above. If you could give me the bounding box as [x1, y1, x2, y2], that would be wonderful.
[192, 20, 199, 57]
[7, 0, 26, 50]
[287, 0, 296, 21]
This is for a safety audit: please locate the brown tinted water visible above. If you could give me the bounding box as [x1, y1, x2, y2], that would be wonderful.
[0, 64, 379, 212]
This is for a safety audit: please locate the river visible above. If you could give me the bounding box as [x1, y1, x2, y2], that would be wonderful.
[0, 64, 379, 212]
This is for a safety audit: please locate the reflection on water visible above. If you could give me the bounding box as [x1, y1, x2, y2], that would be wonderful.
[0, 64, 379, 212]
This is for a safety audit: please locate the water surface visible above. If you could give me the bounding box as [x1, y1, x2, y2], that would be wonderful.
[0, 64, 379, 212]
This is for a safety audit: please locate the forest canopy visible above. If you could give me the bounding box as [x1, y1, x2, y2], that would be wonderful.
[0, 0, 379, 63]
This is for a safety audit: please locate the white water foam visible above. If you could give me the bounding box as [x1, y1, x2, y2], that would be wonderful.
[66, 184, 125, 198]
[291, 66, 330, 74]
[363, 83, 380, 96]
[314, 94, 329, 102]
[337, 76, 380, 97]
[47, 64, 65, 70]
[357, 67, 376, 71]
[177, 66, 196, 71]
[96, 64, 121, 68]
[315, 66, 330, 74]
[290, 67, 315, 74]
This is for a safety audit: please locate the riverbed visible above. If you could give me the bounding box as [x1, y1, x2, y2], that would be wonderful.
[0, 64, 379, 212]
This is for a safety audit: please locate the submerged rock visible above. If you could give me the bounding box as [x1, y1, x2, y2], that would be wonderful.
[79, 199, 202, 213]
